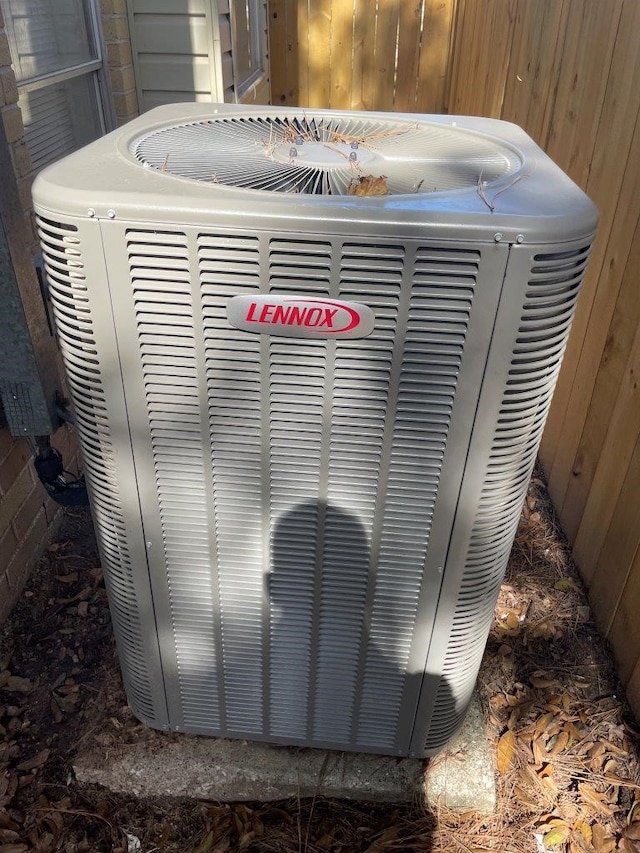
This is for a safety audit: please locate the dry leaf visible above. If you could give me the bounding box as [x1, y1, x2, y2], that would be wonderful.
[47, 541, 70, 553]
[4, 677, 32, 694]
[531, 674, 558, 689]
[528, 621, 556, 640]
[348, 175, 389, 196]
[238, 830, 255, 849]
[497, 730, 516, 774]
[555, 579, 577, 592]
[543, 824, 570, 846]
[618, 839, 640, 853]
[574, 819, 592, 845]
[506, 611, 520, 630]
[624, 824, 640, 841]
[541, 776, 559, 795]
[362, 826, 399, 852]
[591, 823, 616, 853]
[15, 749, 50, 772]
[578, 784, 616, 817]
[532, 737, 547, 767]
[55, 573, 78, 584]
[535, 713, 556, 735]
[548, 731, 570, 756]
[513, 785, 539, 810]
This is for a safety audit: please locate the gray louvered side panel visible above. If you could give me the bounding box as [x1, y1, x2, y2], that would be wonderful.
[200, 233, 264, 735]
[128, 229, 221, 730]
[425, 242, 592, 751]
[267, 239, 330, 740]
[357, 246, 478, 749]
[37, 216, 156, 721]
[311, 244, 403, 746]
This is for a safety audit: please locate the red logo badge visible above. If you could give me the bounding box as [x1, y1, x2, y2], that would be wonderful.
[227, 295, 375, 339]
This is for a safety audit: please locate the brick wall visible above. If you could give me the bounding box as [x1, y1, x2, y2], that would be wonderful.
[0, 425, 81, 624]
[99, 0, 139, 125]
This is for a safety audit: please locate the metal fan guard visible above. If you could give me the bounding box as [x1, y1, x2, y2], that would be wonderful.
[130, 114, 524, 196]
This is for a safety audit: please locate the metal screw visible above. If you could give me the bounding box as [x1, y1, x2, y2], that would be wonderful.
[516, 234, 525, 244]
[494, 232, 503, 242]
[146, 541, 152, 548]
[349, 151, 358, 161]
[107, 209, 116, 219]
[289, 147, 298, 158]
[350, 141, 359, 150]
[296, 135, 304, 145]
[87, 208, 96, 217]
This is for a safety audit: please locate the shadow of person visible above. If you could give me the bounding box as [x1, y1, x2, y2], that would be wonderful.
[267, 499, 456, 762]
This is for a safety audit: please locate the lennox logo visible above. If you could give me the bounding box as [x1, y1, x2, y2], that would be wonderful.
[227, 295, 375, 340]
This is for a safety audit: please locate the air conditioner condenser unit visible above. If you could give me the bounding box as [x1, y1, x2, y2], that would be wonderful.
[32, 104, 597, 757]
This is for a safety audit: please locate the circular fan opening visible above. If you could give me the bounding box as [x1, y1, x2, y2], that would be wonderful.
[131, 114, 524, 196]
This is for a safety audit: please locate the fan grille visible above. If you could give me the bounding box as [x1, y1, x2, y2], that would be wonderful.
[131, 115, 523, 196]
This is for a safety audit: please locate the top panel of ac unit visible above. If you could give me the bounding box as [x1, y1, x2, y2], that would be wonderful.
[32, 103, 598, 244]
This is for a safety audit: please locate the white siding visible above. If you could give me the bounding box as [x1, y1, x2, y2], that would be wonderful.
[127, 0, 269, 110]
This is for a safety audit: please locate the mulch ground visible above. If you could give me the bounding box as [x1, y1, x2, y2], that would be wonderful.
[1, 469, 639, 853]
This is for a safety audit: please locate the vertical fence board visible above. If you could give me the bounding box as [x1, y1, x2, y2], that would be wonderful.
[570, 319, 640, 586]
[350, 0, 366, 109]
[329, 0, 354, 108]
[571, 211, 640, 583]
[394, 0, 424, 112]
[627, 658, 640, 722]
[359, 0, 382, 110]
[307, 0, 332, 106]
[416, 0, 457, 113]
[563, 159, 640, 550]
[537, 0, 624, 487]
[543, 0, 622, 183]
[295, 0, 310, 106]
[500, 0, 569, 146]
[537, 6, 621, 424]
[269, 0, 289, 104]
[587, 429, 640, 632]
[542, 2, 638, 530]
[284, 0, 302, 105]
[372, 0, 401, 112]
[607, 544, 640, 685]
[446, 0, 517, 117]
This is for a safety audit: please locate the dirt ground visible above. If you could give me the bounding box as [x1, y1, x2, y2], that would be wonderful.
[1, 470, 639, 853]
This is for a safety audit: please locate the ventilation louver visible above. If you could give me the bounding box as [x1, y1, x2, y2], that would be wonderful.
[32, 104, 597, 757]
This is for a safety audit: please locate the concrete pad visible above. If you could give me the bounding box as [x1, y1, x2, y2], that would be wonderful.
[423, 695, 496, 813]
[74, 695, 495, 812]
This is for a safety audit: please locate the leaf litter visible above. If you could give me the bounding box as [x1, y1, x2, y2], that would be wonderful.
[1, 468, 640, 851]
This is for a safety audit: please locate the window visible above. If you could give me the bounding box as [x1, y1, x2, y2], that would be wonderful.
[230, 0, 264, 97]
[1, 0, 110, 172]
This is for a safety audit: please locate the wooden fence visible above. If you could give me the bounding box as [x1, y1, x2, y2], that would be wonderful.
[269, 0, 457, 112]
[269, 0, 640, 715]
